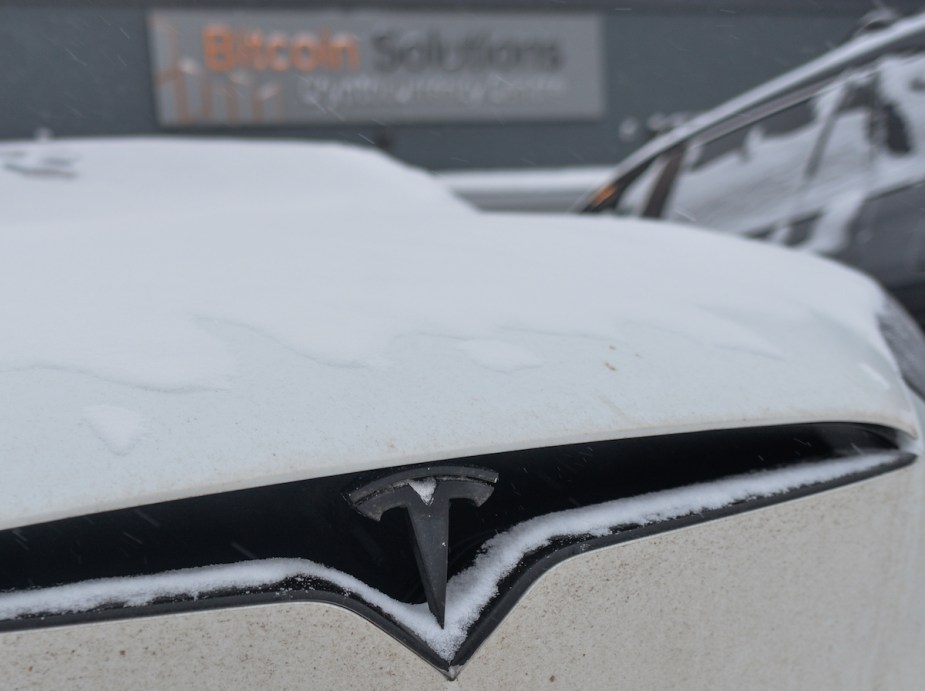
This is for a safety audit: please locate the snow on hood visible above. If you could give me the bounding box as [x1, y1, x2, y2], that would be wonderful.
[0, 137, 915, 530]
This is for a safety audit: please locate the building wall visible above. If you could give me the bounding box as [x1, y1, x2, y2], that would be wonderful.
[0, 1, 918, 169]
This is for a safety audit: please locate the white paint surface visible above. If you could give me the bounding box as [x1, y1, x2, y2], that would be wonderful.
[439, 166, 613, 195]
[439, 165, 613, 212]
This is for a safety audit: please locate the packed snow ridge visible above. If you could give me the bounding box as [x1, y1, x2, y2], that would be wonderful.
[0, 452, 895, 661]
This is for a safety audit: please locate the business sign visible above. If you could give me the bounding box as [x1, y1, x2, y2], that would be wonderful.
[147, 10, 604, 126]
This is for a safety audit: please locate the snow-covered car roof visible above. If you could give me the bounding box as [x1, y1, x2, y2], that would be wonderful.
[0, 137, 914, 531]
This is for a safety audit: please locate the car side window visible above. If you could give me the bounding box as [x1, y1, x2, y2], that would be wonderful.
[876, 50, 925, 161]
[804, 73, 877, 193]
[641, 146, 686, 218]
[691, 125, 749, 171]
[662, 87, 830, 233]
[827, 51, 925, 283]
[842, 182, 925, 282]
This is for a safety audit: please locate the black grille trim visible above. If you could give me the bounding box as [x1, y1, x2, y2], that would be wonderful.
[0, 422, 915, 675]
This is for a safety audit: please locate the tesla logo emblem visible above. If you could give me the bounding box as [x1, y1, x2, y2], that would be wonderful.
[347, 466, 498, 626]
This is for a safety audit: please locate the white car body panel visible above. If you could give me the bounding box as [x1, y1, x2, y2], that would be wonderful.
[2, 444, 923, 689]
[0, 137, 917, 532]
[438, 165, 613, 212]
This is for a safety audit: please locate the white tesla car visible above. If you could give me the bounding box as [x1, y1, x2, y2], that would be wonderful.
[0, 138, 923, 688]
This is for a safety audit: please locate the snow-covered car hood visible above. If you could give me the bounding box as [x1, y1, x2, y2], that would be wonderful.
[0, 137, 915, 531]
